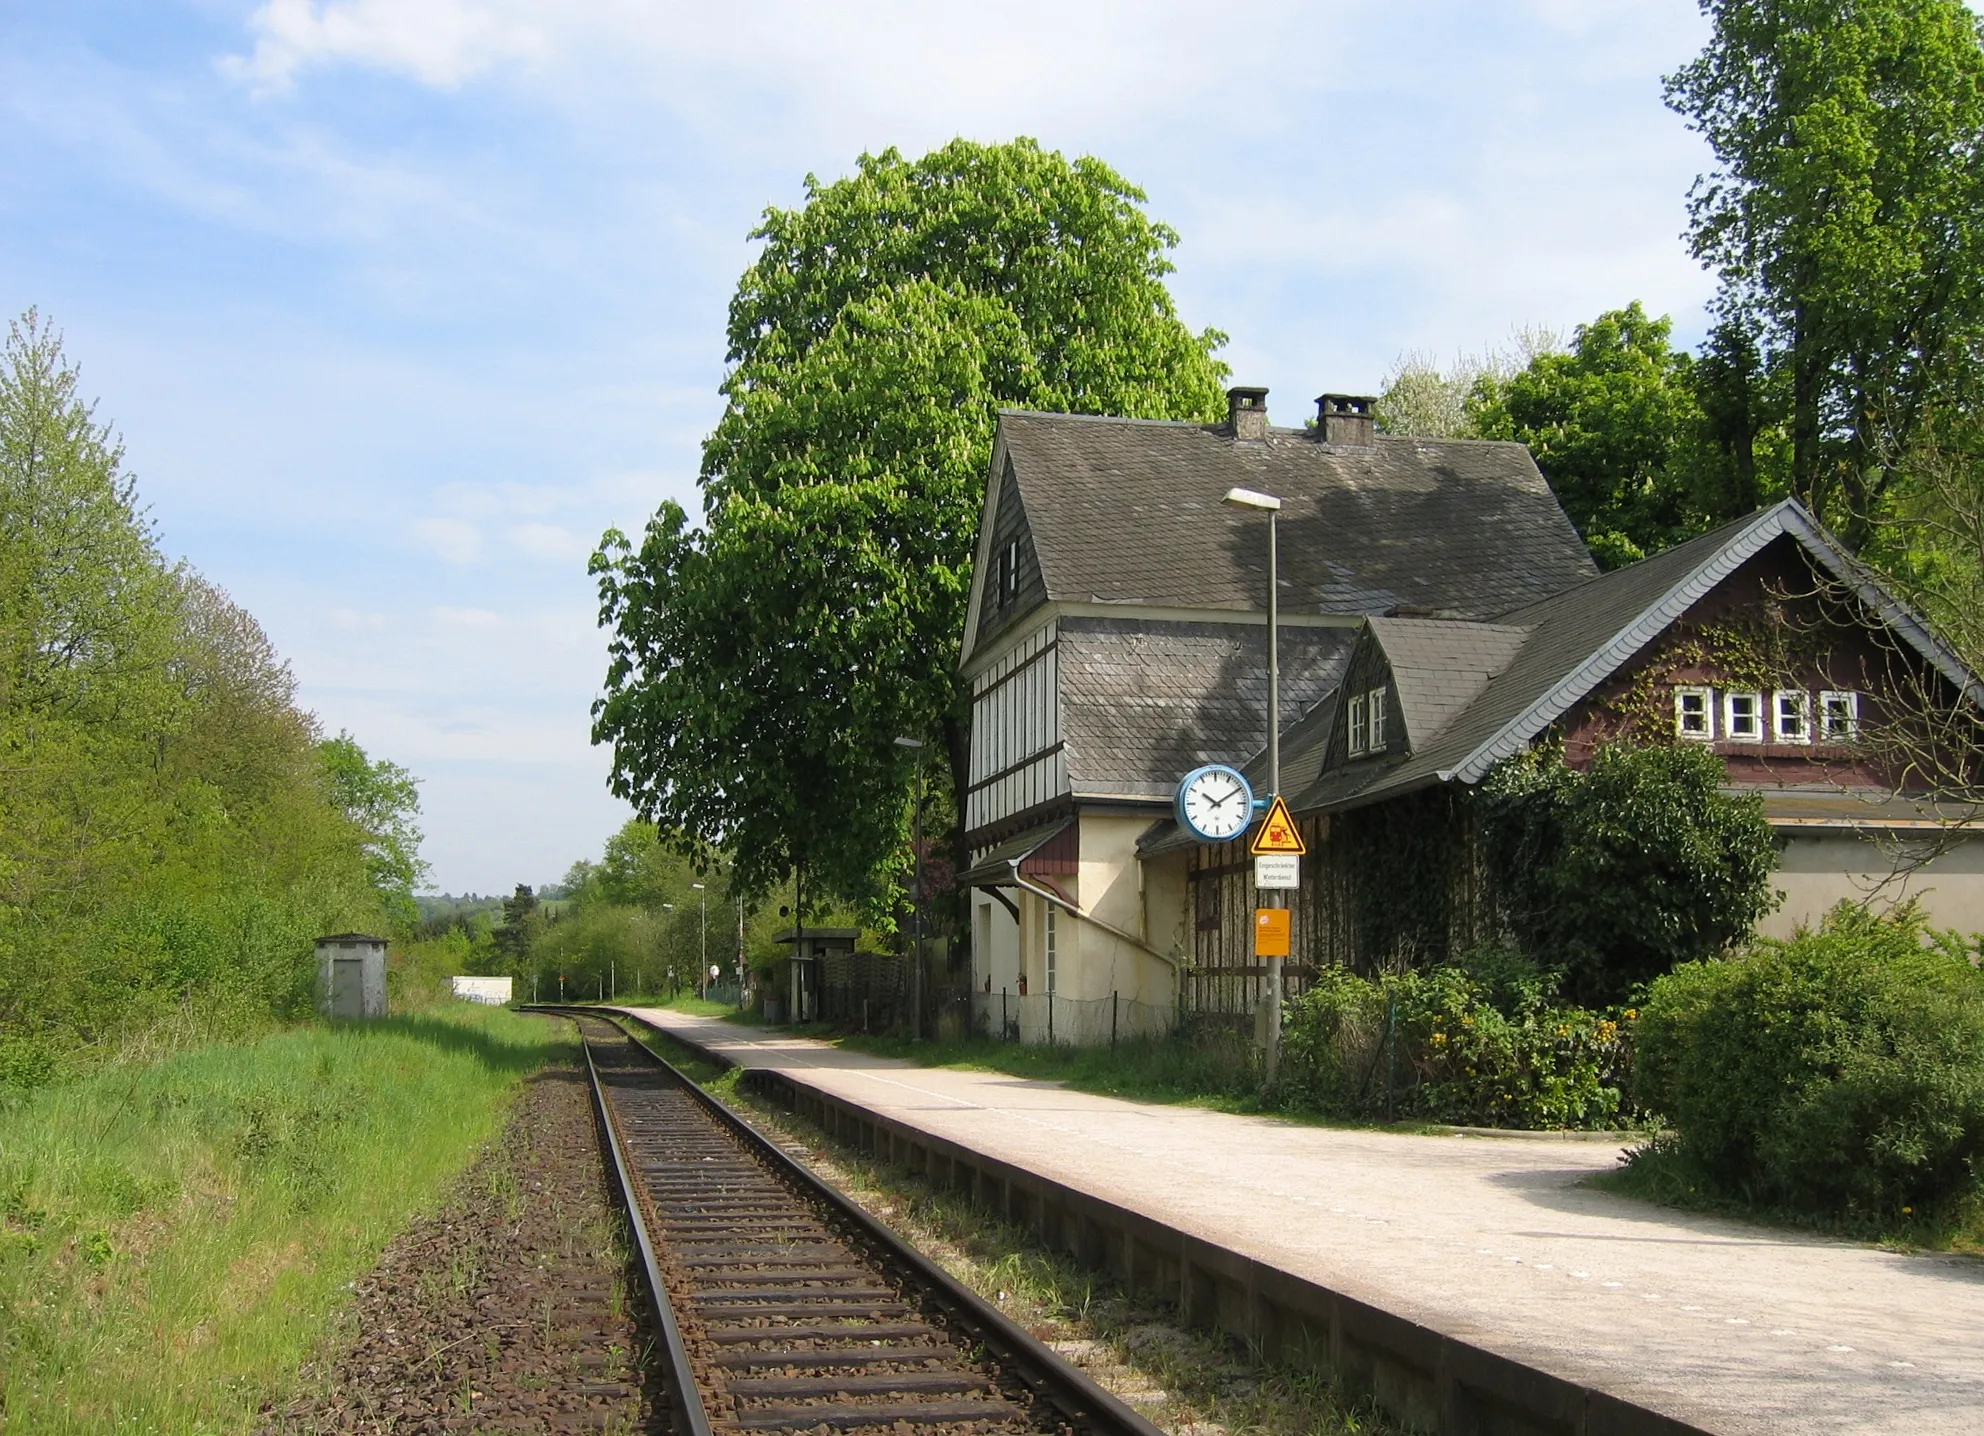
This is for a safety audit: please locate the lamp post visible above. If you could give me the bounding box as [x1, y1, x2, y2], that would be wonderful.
[1223, 485, 1284, 1086]
[691, 883, 707, 997]
[894, 736, 925, 1039]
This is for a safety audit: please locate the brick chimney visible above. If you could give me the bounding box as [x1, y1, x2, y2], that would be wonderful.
[1315, 393, 1376, 446]
[1226, 386, 1270, 441]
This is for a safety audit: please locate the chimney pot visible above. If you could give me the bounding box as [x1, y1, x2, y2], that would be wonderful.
[1315, 393, 1377, 446]
[1226, 386, 1270, 442]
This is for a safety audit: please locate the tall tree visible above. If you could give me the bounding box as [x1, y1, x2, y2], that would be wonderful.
[1470, 304, 1720, 567]
[594, 139, 1228, 912]
[1667, 0, 1984, 546]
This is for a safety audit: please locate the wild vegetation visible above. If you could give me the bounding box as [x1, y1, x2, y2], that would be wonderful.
[0, 312, 423, 1088]
[0, 1002, 562, 1431]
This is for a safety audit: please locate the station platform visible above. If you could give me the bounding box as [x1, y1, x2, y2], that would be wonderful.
[614, 1007, 1983, 1436]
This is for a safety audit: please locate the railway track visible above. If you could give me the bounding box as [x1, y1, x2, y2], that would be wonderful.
[566, 1012, 1166, 1436]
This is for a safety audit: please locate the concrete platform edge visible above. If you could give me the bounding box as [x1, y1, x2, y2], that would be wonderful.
[613, 1011, 1718, 1436]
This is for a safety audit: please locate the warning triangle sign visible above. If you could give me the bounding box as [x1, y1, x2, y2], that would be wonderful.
[1249, 794, 1307, 855]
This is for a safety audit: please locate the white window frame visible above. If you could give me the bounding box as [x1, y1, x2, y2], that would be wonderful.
[1723, 690, 1764, 743]
[1347, 693, 1366, 755]
[1367, 687, 1388, 750]
[1773, 689, 1811, 744]
[1674, 685, 1714, 741]
[1820, 689, 1860, 742]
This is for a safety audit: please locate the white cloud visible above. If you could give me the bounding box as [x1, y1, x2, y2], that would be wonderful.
[510, 522, 597, 562]
[224, 0, 549, 94]
[415, 516, 484, 564]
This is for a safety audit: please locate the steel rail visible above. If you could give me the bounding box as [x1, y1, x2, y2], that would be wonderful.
[577, 1016, 716, 1436]
[542, 1005, 1169, 1436]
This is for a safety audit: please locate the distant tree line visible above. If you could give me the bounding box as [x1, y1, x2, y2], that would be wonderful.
[0, 311, 423, 1085]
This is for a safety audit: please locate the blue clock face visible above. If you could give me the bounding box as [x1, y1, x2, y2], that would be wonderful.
[1175, 765, 1254, 842]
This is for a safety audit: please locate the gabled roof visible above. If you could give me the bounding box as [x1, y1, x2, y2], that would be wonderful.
[1363, 617, 1532, 750]
[959, 410, 1597, 667]
[1286, 499, 1984, 816]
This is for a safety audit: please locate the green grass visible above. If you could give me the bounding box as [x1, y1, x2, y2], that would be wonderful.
[782, 1028, 1463, 1134]
[0, 1004, 563, 1434]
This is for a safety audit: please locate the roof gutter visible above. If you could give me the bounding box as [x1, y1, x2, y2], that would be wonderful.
[996, 865, 1180, 972]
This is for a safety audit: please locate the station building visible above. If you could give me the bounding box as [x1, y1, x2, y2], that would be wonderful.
[959, 388, 1984, 1039]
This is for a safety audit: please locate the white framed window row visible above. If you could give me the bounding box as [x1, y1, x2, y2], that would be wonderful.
[1347, 693, 1367, 755]
[1367, 686, 1388, 749]
[1673, 685, 1858, 744]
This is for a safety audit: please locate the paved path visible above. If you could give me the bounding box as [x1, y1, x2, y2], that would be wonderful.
[619, 1008, 1983, 1435]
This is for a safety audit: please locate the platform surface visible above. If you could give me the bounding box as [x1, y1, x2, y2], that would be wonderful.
[617, 1007, 1984, 1435]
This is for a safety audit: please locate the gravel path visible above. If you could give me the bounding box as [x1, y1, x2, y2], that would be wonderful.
[262, 1058, 663, 1434]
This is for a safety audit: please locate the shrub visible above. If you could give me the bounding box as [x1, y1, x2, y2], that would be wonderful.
[1478, 741, 1780, 1005]
[1280, 951, 1631, 1129]
[1635, 902, 1984, 1220]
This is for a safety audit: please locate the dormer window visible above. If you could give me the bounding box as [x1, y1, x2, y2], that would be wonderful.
[1367, 687, 1388, 750]
[1347, 693, 1367, 755]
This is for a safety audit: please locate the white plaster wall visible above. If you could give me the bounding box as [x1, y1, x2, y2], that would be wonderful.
[1761, 831, 1984, 938]
[974, 894, 1022, 997]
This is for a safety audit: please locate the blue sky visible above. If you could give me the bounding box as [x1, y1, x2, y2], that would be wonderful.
[2, 1, 1719, 895]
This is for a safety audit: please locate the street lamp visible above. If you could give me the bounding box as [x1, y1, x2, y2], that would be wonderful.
[692, 883, 707, 997]
[1223, 485, 1285, 1086]
[894, 736, 925, 1039]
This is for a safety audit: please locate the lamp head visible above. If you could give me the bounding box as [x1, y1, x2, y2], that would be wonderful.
[893, 735, 924, 749]
[1222, 487, 1282, 512]
[691, 882, 705, 891]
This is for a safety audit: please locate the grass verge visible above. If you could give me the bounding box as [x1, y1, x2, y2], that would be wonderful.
[0, 1003, 562, 1434]
[1588, 1134, 1984, 1254]
[617, 1019, 1398, 1436]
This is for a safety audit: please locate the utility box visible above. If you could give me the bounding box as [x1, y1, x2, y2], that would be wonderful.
[449, 975, 513, 1006]
[316, 933, 388, 1019]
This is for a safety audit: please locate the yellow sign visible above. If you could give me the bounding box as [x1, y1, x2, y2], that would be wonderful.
[1249, 794, 1307, 855]
[1254, 908, 1291, 957]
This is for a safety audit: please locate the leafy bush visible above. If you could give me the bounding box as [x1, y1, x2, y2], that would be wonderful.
[1280, 950, 1632, 1129]
[1635, 903, 1984, 1220]
[1478, 741, 1780, 1004]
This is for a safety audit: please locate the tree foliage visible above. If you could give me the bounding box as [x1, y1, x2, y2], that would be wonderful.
[1478, 742, 1780, 1005]
[0, 310, 414, 1082]
[593, 138, 1229, 912]
[1667, 0, 1984, 545]
[1471, 304, 1719, 566]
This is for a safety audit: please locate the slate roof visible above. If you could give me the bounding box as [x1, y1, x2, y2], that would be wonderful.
[1285, 499, 1981, 816]
[1059, 618, 1350, 801]
[962, 411, 1597, 665]
[1363, 618, 1532, 750]
[1139, 498, 1983, 858]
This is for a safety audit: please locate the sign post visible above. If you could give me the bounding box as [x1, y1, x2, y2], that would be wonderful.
[1249, 793, 1306, 1082]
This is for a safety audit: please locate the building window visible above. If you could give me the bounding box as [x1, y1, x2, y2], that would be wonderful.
[996, 540, 1019, 609]
[1044, 906, 1057, 995]
[1674, 686, 1714, 741]
[1347, 693, 1366, 755]
[1367, 687, 1388, 750]
[1820, 689, 1860, 741]
[1724, 691, 1763, 742]
[1774, 690, 1811, 743]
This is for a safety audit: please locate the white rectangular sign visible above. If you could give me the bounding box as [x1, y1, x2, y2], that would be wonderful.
[1254, 854, 1300, 889]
